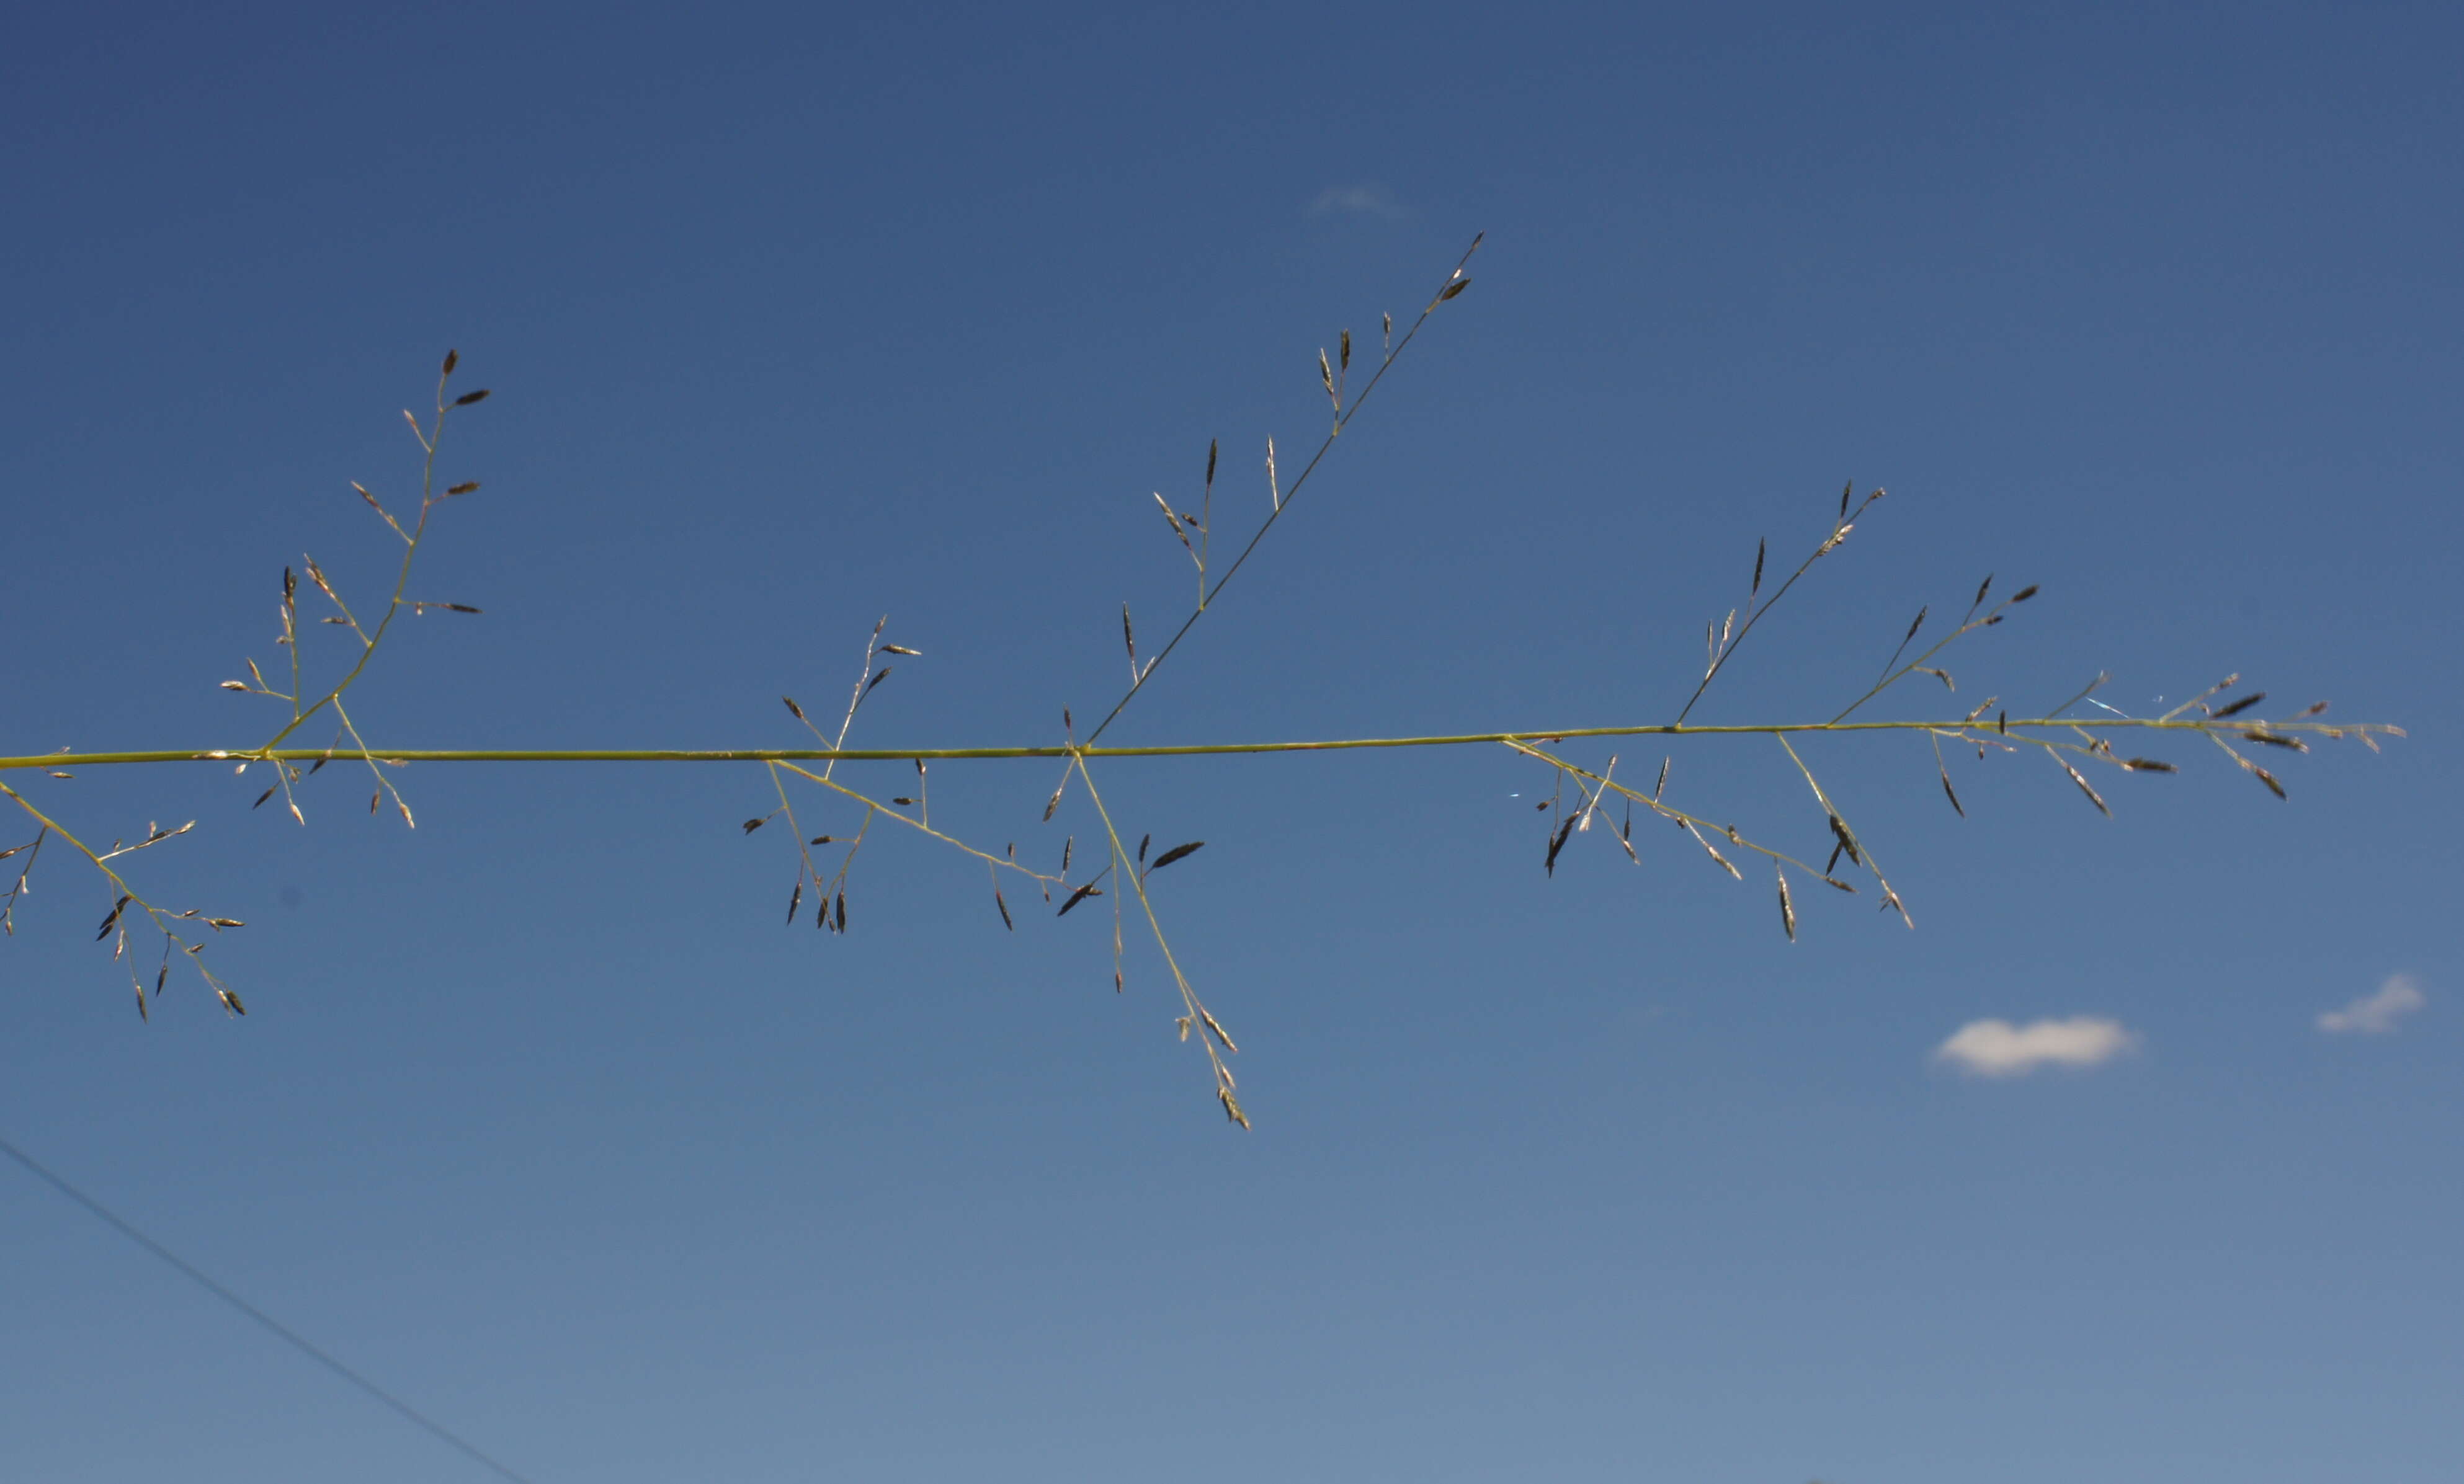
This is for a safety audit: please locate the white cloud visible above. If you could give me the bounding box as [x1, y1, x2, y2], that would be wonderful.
[1934, 1016, 2139, 1078]
[2318, 974, 2426, 1034]
[1308, 184, 1406, 219]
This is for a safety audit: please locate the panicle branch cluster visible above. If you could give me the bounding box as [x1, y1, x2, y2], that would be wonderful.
[2, 352, 494, 1019]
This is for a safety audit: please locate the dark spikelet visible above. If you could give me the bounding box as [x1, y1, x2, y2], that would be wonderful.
[253, 786, 278, 810]
[2010, 584, 2038, 602]
[440, 349, 458, 376]
[1998, 710, 2008, 735]
[787, 879, 802, 925]
[1827, 815, 1862, 866]
[2058, 757, 2112, 817]
[1839, 481, 1851, 519]
[97, 895, 131, 940]
[1043, 782, 1065, 822]
[835, 892, 847, 933]
[1205, 438, 1218, 488]
[865, 667, 891, 695]
[994, 884, 1012, 931]
[783, 696, 805, 719]
[1545, 815, 1576, 876]
[2212, 692, 2267, 719]
[2253, 766, 2287, 800]
[1974, 574, 1993, 609]
[1904, 606, 1928, 643]
[1339, 327, 1351, 372]
[1138, 833, 1150, 865]
[2243, 731, 2310, 752]
[891, 798, 916, 807]
[1438, 277, 1470, 301]
[2122, 758, 2177, 773]
[1148, 840, 1205, 873]
[452, 388, 491, 406]
[743, 817, 767, 833]
[444, 481, 480, 496]
[1057, 881, 1104, 917]
[2292, 701, 2329, 719]
[1751, 538, 1765, 598]
[1777, 867, 1797, 942]
[1939, 762, 1966, 818]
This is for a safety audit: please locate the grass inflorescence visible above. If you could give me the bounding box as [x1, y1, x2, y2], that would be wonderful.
[0, 242, 2400, 1120]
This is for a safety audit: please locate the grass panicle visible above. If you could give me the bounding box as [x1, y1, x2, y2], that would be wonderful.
[1, 246, 2399, 1118]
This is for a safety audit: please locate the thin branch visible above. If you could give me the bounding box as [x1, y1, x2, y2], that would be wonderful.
[1676, 486, 1882, 725]
[1067, 749, 1245, 1126]
[1081, 234, 1484, 746]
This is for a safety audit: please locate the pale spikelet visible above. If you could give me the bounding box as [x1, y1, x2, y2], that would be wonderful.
[1685, 823, 1742, 880]
[2054, 753, 2112, 817]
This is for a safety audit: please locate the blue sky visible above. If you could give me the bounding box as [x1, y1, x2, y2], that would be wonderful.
[3, 4, 2458, 1480]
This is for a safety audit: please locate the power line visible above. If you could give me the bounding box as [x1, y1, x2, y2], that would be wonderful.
[1, 1130, 538, 1484]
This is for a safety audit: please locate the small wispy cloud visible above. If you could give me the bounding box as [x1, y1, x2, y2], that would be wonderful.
[1934, 1016, 2139, 1078]
[1308, 184, 1407, 220]
[2318, 974, 2426, 1034]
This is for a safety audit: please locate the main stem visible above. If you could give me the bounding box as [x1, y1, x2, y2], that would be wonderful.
[0, 716, 2385, 772]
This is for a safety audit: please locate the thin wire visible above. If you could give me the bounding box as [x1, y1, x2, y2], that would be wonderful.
[0, 1129, 538, 1484]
